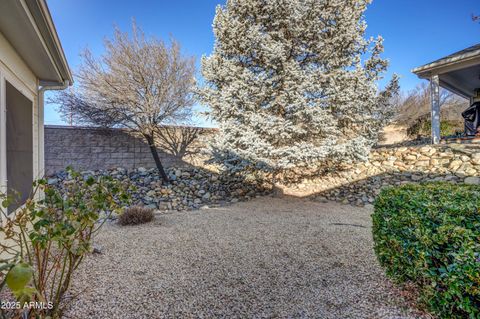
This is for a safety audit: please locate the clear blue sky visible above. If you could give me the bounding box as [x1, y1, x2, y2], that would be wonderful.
[45, 0, 480, 126]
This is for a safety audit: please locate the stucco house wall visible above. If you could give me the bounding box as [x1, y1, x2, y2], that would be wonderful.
[0, 0, 72, 214]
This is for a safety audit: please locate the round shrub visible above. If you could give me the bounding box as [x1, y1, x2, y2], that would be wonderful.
[118, 206, 155, 226]
[372, 183, 480, 318]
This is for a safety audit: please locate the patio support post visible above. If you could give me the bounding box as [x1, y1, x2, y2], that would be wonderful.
[430, 74, 441, 144]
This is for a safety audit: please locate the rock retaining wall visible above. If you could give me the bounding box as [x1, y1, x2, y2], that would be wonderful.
[365, 144, 480, 177]
[45, 125, 480, 209]
[304, 144, 480, 206]
[50, 166, 271, 211]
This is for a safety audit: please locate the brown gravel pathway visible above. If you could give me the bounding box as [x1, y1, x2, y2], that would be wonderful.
[65, 196, 426, 319]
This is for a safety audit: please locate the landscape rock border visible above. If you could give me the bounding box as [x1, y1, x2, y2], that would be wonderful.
[49, 166, 272, 212]
[49, 144, 480, 210]
[302, 144, 480, 206]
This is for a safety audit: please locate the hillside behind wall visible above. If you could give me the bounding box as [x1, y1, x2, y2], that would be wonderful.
[45, 126, 188, 175]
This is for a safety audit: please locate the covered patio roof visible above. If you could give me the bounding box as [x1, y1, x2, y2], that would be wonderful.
[412, 43, 480, 143]
[412, 44, 480, 99]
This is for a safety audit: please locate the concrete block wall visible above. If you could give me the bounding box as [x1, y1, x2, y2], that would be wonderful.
[45, 126, 184, 175]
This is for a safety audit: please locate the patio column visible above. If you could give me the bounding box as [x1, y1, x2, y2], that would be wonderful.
[430, 74, 441, 144]
[0, 73, 6, 196]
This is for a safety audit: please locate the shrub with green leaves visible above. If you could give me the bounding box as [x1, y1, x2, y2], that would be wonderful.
[0, 167, 130, 319]
[407, 117, 464, 138]
[372, 183, 480, 318]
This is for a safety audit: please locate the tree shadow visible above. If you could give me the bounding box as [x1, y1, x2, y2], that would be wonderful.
[45, 125, 196, 175]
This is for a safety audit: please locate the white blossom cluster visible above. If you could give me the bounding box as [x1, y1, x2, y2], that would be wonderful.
[198, 0, 399, 175]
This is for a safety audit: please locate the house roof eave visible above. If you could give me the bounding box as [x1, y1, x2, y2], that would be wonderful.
[26, 0, 73, 84]
[0, 0, 72, 85]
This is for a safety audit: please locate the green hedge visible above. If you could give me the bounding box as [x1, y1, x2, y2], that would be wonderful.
[372, 183, 480, 318]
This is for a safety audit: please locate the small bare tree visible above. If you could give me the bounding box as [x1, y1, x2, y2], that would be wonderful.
[395, 83, 466, 125]
[393, 83, 467, 138]
[53, 22, 196, 182]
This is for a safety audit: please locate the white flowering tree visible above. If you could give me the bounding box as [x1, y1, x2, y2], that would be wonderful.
[198, 0, 399, 178]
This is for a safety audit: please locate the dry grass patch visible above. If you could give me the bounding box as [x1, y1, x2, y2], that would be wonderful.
[118, 206, 155, 226]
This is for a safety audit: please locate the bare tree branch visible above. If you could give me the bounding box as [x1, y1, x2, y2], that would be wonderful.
[395, 83, 467, 125]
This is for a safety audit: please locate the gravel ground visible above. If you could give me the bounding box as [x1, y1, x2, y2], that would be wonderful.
[64, 196, 426, 319]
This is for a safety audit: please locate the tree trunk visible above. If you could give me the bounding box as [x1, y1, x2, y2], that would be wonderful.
[144, 134, 170, 183]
